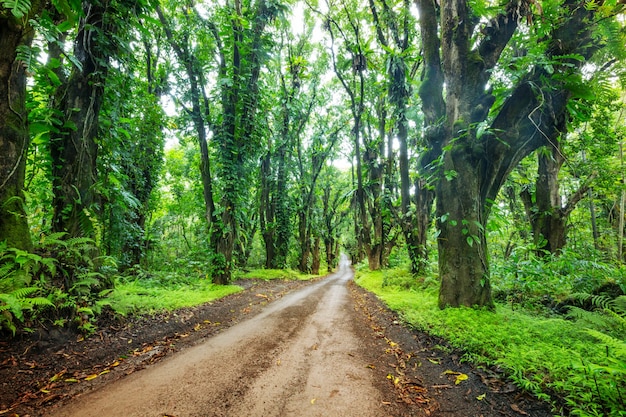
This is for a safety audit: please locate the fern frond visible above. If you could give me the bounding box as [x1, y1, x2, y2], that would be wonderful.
[10, 287, 39, 298]
[38, 232, 68, 248]
[566, 306, 614, 328]
[23, 297, 53, 307]
[64, 237, 95, 248]
[585, 329, 626, 357]
[569, 292, 616, 310]
[0, 262, 15, 279]
[613, 296, 626, 315]
[15, 44, 37, 72]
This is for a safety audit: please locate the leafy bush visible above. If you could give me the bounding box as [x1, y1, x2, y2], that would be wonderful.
[0, 242, 55, 334]
[491, 246, 624, 311]
[0, 235, 117, 336]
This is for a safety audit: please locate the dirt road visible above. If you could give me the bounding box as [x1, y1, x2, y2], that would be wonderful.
[48, 257, 388, 417]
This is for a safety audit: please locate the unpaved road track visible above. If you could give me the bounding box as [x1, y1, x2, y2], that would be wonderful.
[48, 257, 387, 417]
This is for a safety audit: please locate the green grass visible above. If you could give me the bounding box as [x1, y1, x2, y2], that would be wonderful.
[355, 268, 626, 417]
[234, 268, 321, 281]
[107, 277, 242, 315]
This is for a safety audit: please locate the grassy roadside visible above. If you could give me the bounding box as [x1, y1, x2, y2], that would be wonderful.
[234, 268, 321, 281]
[107, 268, 321, 315]
[354, 267, 626, 417]
[107, 278, 242, 314]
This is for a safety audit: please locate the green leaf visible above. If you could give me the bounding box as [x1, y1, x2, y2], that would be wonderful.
[2, 0, 31, 18]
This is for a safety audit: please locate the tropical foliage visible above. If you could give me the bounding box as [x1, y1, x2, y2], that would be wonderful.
[1, 0, 626, 414]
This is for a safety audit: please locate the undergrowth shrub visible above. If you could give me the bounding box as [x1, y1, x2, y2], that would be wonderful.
[0, 234, 117, 336]
[491, 246, 625, 311]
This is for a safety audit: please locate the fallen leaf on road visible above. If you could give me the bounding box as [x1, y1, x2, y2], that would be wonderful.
[476, 393, 486, 400]
[84, 374, 98, 381]
[310, 398, 316, 404]
[455, 373, 468, 385]
[511, 403, 529, 415]
[50, 370, 67, 382]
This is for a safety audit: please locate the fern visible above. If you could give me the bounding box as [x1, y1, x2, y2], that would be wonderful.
[0, 287, 53, 335]
[569, 292, 616, 310]
[586, 329, 626, 356]
[37, 232, 68, 248]
[10, 286, 39, 298]
[2, 0, 31, 18]
[613, 296, 626, 315]
[15, 44, 37, 72]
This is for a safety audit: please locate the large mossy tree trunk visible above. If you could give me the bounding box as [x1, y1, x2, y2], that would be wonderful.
[0, 12, 36, 251]
[50, 0, 111, 238]
[210, 0, 278, 284]
[416, 0, 605, 308]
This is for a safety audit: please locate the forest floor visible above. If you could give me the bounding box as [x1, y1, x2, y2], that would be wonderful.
[0, 262, 553, 417]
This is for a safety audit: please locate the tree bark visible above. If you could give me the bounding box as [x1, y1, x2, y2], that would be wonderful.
[416, 0, 603, 307]
[210, 0, 278, 283]
[520, 142, 596, 255]
[0, 13, 35, 251]
[50, 1, 114, 238]
[311, 236, 321, 275]
[259, 152, 277, 268]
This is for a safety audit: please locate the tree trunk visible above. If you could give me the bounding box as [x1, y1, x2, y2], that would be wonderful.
[259, 152, 277, 268]
[210, 197, 236, 285]
[532, 144, 567, 254]
[156, 5, 215, 231]
[520, 142, 595, 255]
[617, 142, 626, 264]
[298, 209, 311, 273]
[274, 146, 290, 268]
[0, 16, 34, 251]
[51, 1, 111, 238]
[325, 237, 335, 273]
[416, 0, 602, 308]
[436, 153, 493, 308]
[311, 236, 321, 275]
[410, 179, 434, 273]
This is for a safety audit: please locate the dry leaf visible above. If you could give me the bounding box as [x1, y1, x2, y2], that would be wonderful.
[511, 403, 529, 415]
